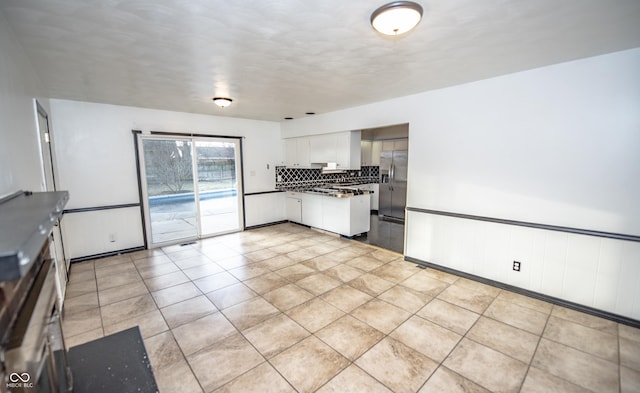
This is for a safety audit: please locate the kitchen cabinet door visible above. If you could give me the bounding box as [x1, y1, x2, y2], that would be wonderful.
[284, 138, 311, 167]
[371, 141, 382, 166]
[284, 139, 297, 167]
[349, 195, 371, 236]
[370, 183, 379, 210]
[286, 195, 302, 223]
[301, 193, 323, 228]
[361, 140, 372, 166]
[359, 184, 379, 210]
[297, 137, 311, 167]
[321, 196, 346, 234]
[309, 134, 336, 163]
[336, 131, 361, 170]
[393, 139, 408, 150]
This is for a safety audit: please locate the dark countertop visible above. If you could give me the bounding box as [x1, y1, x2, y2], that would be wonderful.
[280, 183, 376, 198]
[0, 190, 69, 281]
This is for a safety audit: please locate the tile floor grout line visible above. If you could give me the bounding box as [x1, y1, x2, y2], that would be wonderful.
[233, 310, 306, 393]
[190, 309, 264, 392]
[378, 281, 441, 393]
[353, 256, 463, 391]
[152, 328, 207, 393]
[617, 323, 622, 393]
[215, 237, 334, 391]
[236, 238, 386, 392]
[63, 223, 637, 392]
[131, 249, 211, 393]
[424, 288, 501, 393]
[516, 299, 553, 393]
[537, 329, 622, 367]
[348, 261, 453, 393]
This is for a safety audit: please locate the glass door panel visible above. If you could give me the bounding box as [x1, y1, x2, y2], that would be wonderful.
[195, 139, 242, 236]
[142, 138, 198, 245]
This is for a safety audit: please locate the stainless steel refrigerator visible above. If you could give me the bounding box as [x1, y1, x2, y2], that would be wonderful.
[379, 148, 408, 220]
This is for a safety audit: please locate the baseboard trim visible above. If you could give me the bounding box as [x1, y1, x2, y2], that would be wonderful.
[245, 220, 288, 230]
[70, 246, 146, 263]
[404, 256, 640, 329]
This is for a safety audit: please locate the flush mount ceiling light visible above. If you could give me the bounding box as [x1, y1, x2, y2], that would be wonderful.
[371, 1, 423, 35]
[212, 97, 233, 108]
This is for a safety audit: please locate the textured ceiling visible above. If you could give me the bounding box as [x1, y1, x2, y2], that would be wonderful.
[2, 0, 640, 121]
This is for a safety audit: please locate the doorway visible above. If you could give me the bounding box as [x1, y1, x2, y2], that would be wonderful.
[356, 123, 409, 254]
[35, 101, 68, 305]
[137, 135, 244, 247]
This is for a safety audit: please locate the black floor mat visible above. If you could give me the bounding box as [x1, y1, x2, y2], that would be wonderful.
[67, 326, 158, 393]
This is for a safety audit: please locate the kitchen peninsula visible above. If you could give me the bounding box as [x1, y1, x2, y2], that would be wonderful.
[284, 184, 372, 237]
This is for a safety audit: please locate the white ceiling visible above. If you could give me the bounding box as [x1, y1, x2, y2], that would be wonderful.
[2, 0, 640, 122]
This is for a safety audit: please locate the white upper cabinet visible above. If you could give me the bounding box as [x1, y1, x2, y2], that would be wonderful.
[382, 139, 408, 151]
[335, 131, 360, 169]
[371, 140, 382, 166]
[309, 134, 336, 164]
[361, 140, 372, 166]
[286, 131, 361, 169]
[361, 140, 382, 166]
[284, 137, 311, 167]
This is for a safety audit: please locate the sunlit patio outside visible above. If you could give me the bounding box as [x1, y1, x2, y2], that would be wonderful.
[149, 192, 239, 244]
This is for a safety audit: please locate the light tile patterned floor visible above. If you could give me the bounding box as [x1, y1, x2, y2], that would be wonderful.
[62, 223, 640, 393]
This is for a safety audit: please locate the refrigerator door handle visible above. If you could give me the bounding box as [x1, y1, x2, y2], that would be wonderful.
[390, 164, 395, 184]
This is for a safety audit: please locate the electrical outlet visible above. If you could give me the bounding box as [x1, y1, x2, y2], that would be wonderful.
[513, 261, 521, 272]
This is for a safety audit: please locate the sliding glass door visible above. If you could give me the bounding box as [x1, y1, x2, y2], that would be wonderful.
[195, 140, 242, 236]
[139, 135, 243, 247]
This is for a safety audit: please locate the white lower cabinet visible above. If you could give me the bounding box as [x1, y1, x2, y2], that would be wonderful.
[287, 192, 371, 237]
[301, 193, 323, 228]
[321, 197, 344, 234]
[286, 193, 302, 223]
[358, 184, 379, 211]
[322, 195, 370, 236]
[345, 195, 371, 236]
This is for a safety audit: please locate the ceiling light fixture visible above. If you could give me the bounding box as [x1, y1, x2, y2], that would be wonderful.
[212, 97, 233, 108]
[371, 1, 423, 36]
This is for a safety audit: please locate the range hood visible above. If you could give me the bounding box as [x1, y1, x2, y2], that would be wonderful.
[0, 190, 69, 281]
[321, 162, 346, 174]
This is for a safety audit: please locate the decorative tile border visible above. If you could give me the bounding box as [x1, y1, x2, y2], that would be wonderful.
[276, 166, 379, 189]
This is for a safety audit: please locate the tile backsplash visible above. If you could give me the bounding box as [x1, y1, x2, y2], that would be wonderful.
[276, 166, 379, 189]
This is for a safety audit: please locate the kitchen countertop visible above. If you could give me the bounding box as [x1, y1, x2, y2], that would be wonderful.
[0, 190, 69, 281]
[281, 183, 376, 198]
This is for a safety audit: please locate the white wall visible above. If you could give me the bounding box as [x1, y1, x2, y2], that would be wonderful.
[406, 212, 640, 319]
[282, 48, 640, 236]
[245, 192, 286, 227]
[282, 48, 640, 320]
[0, 9, 46, 197]
[49, 99, 282, 258]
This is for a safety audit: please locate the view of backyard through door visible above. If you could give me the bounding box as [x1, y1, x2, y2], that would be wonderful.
[140, 136, 243, 246]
